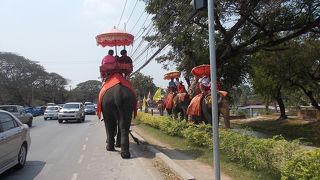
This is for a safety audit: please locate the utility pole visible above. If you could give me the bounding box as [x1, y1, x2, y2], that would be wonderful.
[192, 0, 220, 179]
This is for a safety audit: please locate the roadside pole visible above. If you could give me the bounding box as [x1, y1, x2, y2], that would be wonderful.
[208, 0, 220, 179]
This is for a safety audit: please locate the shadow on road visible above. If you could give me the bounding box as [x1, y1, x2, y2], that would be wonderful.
[0, 161, 46, 180]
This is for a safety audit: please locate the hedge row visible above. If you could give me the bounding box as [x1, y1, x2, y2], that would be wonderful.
[136, 112, 320, 179]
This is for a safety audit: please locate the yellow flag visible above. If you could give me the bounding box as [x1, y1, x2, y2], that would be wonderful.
[142, 96, 146, 110]
[153, 87, 162, 101]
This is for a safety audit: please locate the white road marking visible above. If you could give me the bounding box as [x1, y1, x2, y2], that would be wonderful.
[85, 137, 89, 142]
[71, 173, 78, 180]
[78, 155, 84, 164]
[82, 144, 86, 151]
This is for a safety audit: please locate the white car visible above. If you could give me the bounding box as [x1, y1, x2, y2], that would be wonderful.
[44, 106, 60, 120]
[0, 110, 31, 174]
[58, 102, 85, 123]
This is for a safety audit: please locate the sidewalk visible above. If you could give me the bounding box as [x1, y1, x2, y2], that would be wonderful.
[131, 125, 233, 180]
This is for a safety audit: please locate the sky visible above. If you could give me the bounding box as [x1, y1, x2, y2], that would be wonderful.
[0, 0, 174, 89]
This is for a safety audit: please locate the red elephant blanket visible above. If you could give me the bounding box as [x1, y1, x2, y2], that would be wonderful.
[96, 73, 137, 119]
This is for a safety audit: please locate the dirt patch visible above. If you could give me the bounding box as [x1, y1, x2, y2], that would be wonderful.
[153, 159, 181, 180]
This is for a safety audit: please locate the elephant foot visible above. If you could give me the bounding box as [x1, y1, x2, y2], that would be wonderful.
[121, 151, 131, 159]
[106, 145, 115, 151]
[115, 143, 121, 148]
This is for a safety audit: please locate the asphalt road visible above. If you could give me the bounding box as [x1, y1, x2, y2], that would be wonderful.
[0, 115, 165, 180]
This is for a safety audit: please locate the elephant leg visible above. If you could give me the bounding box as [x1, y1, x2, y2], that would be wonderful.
[221, 108, 230, 129]
[119, 112, 132, 159]
[106, 119, 116, 151]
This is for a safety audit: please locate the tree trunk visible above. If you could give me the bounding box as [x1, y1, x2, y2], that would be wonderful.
[275, 89, 287, 120]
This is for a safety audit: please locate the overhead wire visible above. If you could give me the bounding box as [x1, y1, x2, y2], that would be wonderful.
[126, 0, 139, 24]
[117, 0, 128, 28]
[130, 8, 197, 77]
[131, 2, 191, 69]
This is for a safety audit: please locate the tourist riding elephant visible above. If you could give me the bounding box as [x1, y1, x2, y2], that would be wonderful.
[172, 93, 191, 121]
[101, 84, 135, 159]
[201, 92, 230, 128]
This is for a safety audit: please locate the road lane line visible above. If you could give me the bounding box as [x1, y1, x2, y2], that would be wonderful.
[78, 155, 84, 164]
[85, 137, 89, 142]
[71, 173, 78, 180]
[82, 145, 86, 151]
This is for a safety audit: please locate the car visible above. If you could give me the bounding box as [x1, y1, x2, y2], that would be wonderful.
[84, 105, 96, 115]
[0, 110, 31, 174]
[23, 107, 42, 117]
[46, 103, 56, 106]
[0, 105, 33, 127]
[58, 102, 85, 123]
[44, 106, 60, 120]
[84, 102, 94, 106]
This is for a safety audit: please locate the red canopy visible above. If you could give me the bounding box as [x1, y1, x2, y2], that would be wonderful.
[191, 64, 210, 77]
[96, 28, 134, 47]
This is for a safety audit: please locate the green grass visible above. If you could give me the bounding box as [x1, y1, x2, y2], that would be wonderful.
[232, 117, 320, 147]
[133, 119, 279, 180]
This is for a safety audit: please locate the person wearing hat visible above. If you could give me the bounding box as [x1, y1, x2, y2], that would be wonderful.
[178, 80, 187, 93]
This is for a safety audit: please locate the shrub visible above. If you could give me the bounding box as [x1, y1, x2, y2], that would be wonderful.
[282, 150, 320, 180]
[136, 112, 320, 179]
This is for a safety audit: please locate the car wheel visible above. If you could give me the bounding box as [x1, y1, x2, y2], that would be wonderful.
[44, 117, 47, 120]
[58, 119, 63, 123]
[15, 144, 27, 169]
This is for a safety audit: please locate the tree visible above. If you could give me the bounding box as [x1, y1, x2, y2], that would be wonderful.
[143, 0, 320, 88]
[0, 52, 47, 105]
[130, 72, 157, 98]
[250, 39, 320, 119]
[69, 80, 101, 102]
[0, 52, 70, 105]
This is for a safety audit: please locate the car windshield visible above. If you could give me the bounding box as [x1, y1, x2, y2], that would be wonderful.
[0, 106, 18, 112]
[85, 105, 95, 109]
[47, 106, 59, 110]
[63, 104, 79, 109]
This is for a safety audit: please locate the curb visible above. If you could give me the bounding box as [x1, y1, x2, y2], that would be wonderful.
[131, 130, 195, 180]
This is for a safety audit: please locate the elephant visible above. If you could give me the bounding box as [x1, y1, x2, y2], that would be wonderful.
[201, 92, 230, 128]
[101, 84, 135, 159]
[172, 93, 191, 121]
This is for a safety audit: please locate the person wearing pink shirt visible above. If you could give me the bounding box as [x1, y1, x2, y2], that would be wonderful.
[101, 49, 116, 65]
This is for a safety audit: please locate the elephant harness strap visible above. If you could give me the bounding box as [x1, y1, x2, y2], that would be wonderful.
[96, 73, 137, 119]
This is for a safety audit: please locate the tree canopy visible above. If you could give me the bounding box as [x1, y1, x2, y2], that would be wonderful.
[144, 0, 320, 88]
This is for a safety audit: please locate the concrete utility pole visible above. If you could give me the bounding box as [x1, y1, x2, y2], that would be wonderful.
[207, 0, 221, 179]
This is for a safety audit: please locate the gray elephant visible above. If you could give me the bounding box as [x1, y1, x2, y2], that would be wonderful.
[201, 92, 230, 128]
[172, 93, 191, 121]
[101, 84, 135, 159]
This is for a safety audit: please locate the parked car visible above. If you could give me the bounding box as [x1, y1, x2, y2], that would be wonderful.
[44, 106, 60, 120]
[23, 107, 42, 117]
[58, 102, 85, 123]
[0, 105, 33, 127]
[0, 110, 31, 174]
[84, 105, 96, 115]
[46, 103, 56, 106]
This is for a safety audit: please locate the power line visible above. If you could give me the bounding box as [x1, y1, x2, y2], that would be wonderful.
[126, 0, 139, 24]
[117, 0, 128, 28]
[129, 10, 145, 32]
[130, 11, 198, 77]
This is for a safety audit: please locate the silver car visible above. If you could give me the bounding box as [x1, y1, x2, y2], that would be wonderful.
[58, 102, 85, 123]
[44, 106, 60, 120]
[0, 110, 31, 174]
[0, 105, 33, 127]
